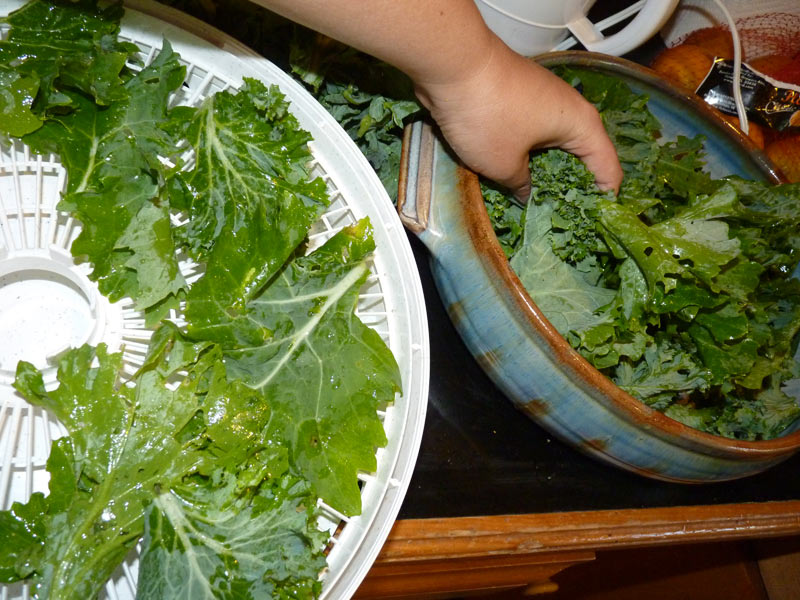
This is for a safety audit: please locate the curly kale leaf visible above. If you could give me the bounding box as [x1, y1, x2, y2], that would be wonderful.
[21, 41, 187, 313]
[206, 220, 401, 516]
[137, 476, 326, 600]
[481, 182, 523, 258]
[2, 341, 206, 599]
[169, 78, 329, 257]
[529, 149, 613, 269]
[511, 200, 616, 336]
[614, 337, 710, 409]
[178, 78, 331, 340]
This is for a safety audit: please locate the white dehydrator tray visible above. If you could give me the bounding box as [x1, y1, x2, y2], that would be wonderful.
[0, 1, 430, 598]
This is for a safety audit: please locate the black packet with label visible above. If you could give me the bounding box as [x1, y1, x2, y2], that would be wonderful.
[695, 58, 800, 131]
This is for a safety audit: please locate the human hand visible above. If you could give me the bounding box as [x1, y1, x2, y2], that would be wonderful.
[413, 37, 623, 203]
[254, 0, 621, 202]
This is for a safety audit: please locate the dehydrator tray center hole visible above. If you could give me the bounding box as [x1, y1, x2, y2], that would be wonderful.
[0, 256, 100, 376]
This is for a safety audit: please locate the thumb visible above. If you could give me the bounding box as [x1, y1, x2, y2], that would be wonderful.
[578, 145, 624, 194]
[561, 109, 623, 194]
[508, 160, 532, 205]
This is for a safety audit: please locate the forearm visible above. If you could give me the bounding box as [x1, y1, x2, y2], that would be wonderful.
[248, 0, 623, 197]
[248, 0, 497, 88]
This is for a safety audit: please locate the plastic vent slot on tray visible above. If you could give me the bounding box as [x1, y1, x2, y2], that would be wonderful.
[0, 2, 429, 599]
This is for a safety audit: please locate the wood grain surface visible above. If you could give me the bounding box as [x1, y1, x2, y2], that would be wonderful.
[356, 501, 800, 598]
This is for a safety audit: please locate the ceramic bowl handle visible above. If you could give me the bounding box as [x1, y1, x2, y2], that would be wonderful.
[397, 120, 482, 259]
[397, 120, 437, 235]
[567, 0, 679, 57]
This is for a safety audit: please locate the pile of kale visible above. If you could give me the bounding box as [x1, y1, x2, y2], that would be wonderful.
[501, 68, 800, 440]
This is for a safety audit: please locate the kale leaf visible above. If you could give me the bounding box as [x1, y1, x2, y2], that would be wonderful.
[4, 339, 210, 599]
[153, 0, 425, 202]
[138, 475, 326, 600]
[2, 327, 329, 599]
[22, 39, 187, 315]
[172, 78, 330, 340]
[222, 220, 401, 516]
[0, 0, 138, 135]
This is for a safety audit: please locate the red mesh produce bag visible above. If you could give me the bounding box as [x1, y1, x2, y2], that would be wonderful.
[662, 1, 800, 61]
[735, 12, 800, 59]
[660, 2, 800, 182]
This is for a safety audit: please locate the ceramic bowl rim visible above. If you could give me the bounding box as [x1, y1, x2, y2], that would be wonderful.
[458, 50, 800, 457]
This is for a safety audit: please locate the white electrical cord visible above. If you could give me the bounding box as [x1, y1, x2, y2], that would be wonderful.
[553, 1, 648, 51]
[481, 0, 748, 131]
[709, 0, 749, 134]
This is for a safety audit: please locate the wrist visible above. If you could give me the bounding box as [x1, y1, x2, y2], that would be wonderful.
[414, 35, 535, 125]
[413, 33, 509, 113]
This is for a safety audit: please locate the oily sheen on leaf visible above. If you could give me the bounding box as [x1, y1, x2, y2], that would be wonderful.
[4, 344, 203, 599]
[137, 477, 327, 600]
[22, 41, 187, 311]
[221, 220, 402, 516]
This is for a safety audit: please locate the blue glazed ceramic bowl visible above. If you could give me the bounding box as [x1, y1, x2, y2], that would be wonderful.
[397, 51, 800, 482]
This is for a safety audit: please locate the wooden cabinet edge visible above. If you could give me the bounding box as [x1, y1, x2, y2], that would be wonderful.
[354, 501, 800, 598]
[354, 550, 595, 598]
[378, 501, 800, 560]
